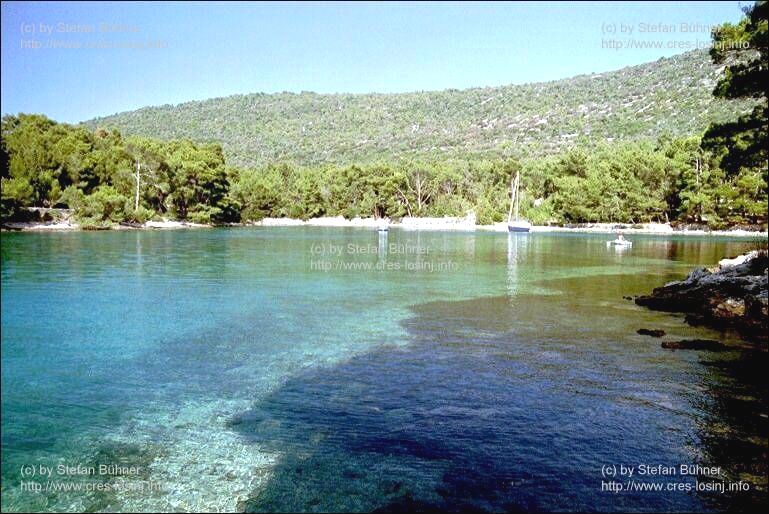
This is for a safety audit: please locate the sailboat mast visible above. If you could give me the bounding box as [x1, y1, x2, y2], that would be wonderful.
[135, 161, 141, 211]
[514, 172, 520, 221]
[507, 175, 516, 223]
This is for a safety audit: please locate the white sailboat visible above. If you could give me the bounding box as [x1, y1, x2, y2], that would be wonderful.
[507, 171, 531, 233]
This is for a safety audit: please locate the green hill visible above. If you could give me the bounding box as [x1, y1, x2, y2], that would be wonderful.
[85, 49, 756, 168]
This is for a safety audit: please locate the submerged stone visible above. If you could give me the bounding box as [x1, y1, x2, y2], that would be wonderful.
[637, 328, 666, 337]
[661, 339, 729, 351]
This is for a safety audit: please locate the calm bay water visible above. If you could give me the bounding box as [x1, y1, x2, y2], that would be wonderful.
[1, 228, 766, 512]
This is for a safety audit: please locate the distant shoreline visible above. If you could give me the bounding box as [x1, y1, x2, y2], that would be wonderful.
[2, 216, 767, 238]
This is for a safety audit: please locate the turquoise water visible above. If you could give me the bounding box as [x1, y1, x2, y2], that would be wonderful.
[1, 228, 766, 512]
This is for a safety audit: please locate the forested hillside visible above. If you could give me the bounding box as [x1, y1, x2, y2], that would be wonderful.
[85, 50, 758, 168]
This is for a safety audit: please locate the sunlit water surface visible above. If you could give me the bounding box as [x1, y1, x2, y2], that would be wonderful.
[1, 228, 766, 512]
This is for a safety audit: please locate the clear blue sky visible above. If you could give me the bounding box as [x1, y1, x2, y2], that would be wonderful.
[1, 1, 746, 123]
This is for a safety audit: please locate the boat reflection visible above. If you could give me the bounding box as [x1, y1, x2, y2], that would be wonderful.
[506, 233, 529, 297]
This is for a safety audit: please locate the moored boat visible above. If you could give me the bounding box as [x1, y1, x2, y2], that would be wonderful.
[508, 220, 532, 232]
[607, 235, 632, 247]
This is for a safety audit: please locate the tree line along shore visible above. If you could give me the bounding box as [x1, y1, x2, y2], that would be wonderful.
[2, 113, 766, 232]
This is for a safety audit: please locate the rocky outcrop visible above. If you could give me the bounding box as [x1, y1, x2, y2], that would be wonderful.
[635, 250, 768, 342]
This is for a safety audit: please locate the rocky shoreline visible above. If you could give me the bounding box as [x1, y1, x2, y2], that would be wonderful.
[635, 250, 768, 343]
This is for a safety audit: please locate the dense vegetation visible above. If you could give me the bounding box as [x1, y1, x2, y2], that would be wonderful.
[2, 5, 766, 230]
[1, 115, 237, 228]
[702, 1, 767, 175]
[2, 113, 765, 229]
[85, 50, 758, 168]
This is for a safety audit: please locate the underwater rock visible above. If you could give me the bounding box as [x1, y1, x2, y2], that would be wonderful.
[661, 339, 729, 351]
[637, 328, 666, 337]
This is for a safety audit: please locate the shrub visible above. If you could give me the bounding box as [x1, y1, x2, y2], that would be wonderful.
[75, 186, 128, 223]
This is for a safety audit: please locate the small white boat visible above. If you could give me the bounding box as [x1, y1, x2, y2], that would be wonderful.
[377, 221, 389, 232]
[507, 171, 531, 233]
[607, 238, 632, 247]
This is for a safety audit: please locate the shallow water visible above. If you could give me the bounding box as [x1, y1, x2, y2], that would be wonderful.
[1, 228, 766, 512]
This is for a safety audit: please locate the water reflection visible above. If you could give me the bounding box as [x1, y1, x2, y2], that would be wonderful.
[606, 241, 631, 255]
[378, 230, 388, 264]
[506, 233, 529, 297]
[694, 350, 768, 510]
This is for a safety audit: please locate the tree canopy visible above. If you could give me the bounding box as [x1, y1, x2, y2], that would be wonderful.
[703, 1, 768, 176]
[2, 113, 766, 229]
